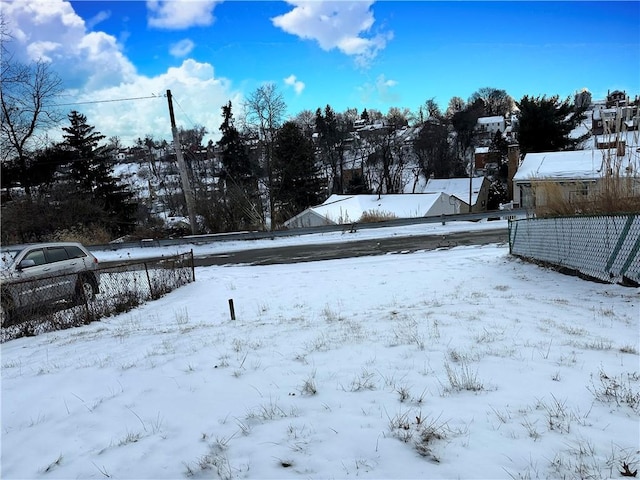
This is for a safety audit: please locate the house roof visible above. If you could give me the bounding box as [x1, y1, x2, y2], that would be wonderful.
[477, 116, 505, 124]
[423, 177, 486, 206]
[513, 149, 608, 182]
[303, 193, 450, 224]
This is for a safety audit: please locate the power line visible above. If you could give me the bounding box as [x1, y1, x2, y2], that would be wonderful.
[172, 96, 198, 129]
[51, 94, 164, 107]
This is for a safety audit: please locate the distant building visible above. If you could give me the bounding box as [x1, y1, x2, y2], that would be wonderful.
[284, 193, 461, 228]
[423, 177, 490, 213]
[512, 148, 639, 209]
[476, 116, 506, 136]
[606, 90, 628, 108]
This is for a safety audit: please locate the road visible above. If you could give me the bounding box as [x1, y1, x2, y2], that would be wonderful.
[193, 227, 509, 266]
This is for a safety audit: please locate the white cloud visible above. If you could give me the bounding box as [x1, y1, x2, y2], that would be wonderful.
[86, 10, 111, 30]
[3, 0, 240, 146]
[146, 0, 220, 30]
[26, 41, 61, 63]
[58, 59, 241, 146]
[284, 74, 305, 95]
[170, 39, 195, 58]
[3, 0, 136, 90]
[272, 1, 393, 67]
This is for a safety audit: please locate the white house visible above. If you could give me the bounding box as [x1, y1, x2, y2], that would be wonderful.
[512, 149, 621, 209]
[476, 116, 506, 136]
[410, 177, 490, 212]
[284, 193, 461, 229]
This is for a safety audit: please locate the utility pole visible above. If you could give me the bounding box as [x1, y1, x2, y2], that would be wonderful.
[166, 89, 197, 235]
[469, 154, 473, 213]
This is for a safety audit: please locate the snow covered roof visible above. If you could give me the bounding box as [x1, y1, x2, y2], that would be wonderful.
[312, 194, 450, 223]
[477, 116, 505, 124]
[513, 149, 607, 181]
[423, 177, 486, 205]
[475, 146, 489, 154]
[285, 193, 457, 227]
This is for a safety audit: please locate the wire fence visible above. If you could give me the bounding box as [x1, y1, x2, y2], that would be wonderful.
[1, 251, 195, 342]
[509, 214, 639, 286]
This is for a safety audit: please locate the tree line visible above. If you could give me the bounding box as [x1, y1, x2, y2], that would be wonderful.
[1, 20, 592, 243]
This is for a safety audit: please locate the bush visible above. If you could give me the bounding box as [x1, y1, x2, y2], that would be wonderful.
[358, 209, 397, 223]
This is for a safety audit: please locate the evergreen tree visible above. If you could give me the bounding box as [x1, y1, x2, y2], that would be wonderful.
[60, 111, 136, 235]
[272, 121, 322, 227]
[515, 95, 586, 155]
[217, 101, 262, 230]
[219, 102, 249, 178]
[316, 105, 345, 193]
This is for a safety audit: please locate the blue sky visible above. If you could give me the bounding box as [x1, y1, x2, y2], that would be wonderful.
[4, 1, 639, 145]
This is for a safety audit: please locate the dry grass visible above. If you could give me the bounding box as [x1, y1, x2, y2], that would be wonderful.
[51, 225, 113, 245]
[359, 209, 398, 223]
[531, 150, 640, 218]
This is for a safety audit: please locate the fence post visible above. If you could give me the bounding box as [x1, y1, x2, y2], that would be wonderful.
[144, 261, 154, 299]
[190, 249, 196, 282]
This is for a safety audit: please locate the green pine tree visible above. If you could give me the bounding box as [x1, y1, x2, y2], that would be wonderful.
[60, 111, 136, 236]
[272, 121, 322, 227]
[516, 95, 587, 155]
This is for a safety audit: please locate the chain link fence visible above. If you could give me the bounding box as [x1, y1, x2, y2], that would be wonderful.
[1, 251, 195, 342]
[509, 214, 639, 286]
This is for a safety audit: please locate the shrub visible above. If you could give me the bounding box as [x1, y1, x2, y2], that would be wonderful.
[359, 209, 398, 223]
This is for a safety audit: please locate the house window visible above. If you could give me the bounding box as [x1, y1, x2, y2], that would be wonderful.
[520, 184, 535, 209]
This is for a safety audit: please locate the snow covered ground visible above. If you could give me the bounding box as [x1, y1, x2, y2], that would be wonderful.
[1, 222, 639, 479]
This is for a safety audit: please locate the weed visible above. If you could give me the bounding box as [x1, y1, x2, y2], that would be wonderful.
[620, 344, 639, 355]
[246, 398, 297, 422]
[520, 417, 541, 441]
[359, 210, 397, 223]
[195, 444, 232, 480]
[42, 454, 63, 473]
[582, 338, 613, 351]
[347, 369, 377, 392]
[387, 409, 449, 461]
[300, 372, 318, 395]
[442, 360, 485, 393]
[118, 430, 142, 446]
[588, 369, 640, 412]
[489, 405, 512, 425]
[391, 316, 425, 350]
[540, 395, 572, 434]
[321, 304, 342, 322]
[397, 384, 411, 403]
[549, 437, 603, 479]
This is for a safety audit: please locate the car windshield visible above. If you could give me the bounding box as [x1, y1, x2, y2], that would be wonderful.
[0, 248, 23, 270]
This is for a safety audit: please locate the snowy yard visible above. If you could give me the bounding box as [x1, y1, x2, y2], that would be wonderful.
[1, 236, 639, 479]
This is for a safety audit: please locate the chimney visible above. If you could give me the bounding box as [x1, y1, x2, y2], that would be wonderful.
[507, 144, 520, 200]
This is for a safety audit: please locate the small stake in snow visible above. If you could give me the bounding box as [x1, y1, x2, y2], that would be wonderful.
[228, 299, 236, 321]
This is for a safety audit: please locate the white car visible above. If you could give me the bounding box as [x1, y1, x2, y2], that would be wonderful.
[0, 242, 100, 326]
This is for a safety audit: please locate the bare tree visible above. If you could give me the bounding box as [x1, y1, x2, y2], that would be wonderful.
[291, 109, 315, 139]
[386, 106, 411, 129]
[1, 22, 64, 196]
[468, 87, 514, 117]
[243, 83, 286, 229]
[445, 96, 466, 118]
[363, 123, 406, 196]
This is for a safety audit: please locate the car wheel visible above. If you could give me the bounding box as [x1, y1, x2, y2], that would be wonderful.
[75, 276, 96, 305]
